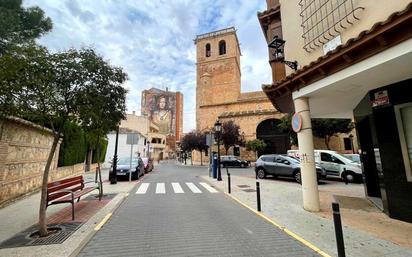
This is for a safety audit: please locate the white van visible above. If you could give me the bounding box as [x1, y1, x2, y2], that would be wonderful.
[287, 149, 362, 182]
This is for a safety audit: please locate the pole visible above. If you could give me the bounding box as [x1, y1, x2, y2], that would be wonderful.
[332, 203, 346, 257]
[110, 126, 119, 184]
[129, 139, 133, 183]
[228, 172, 231, 194]
[217, 134, 222, 181]
[256, 181, 261, 211]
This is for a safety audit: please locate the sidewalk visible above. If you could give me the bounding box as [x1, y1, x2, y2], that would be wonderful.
[202, 173, 412, 257]
[0, 168, 142, 257]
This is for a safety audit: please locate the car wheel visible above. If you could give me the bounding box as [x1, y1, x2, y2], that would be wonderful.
[256, 168, 266, 179]
[240, 163, 245, 168]
[342, 171, 356, 183]
[294, 170, 302, 184]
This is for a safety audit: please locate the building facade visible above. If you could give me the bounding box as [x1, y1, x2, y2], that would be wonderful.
[259, 0, 412, 221]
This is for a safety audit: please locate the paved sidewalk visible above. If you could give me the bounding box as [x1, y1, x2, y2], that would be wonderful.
[0, 168, 141, 257]
[202, 173, 412, 257]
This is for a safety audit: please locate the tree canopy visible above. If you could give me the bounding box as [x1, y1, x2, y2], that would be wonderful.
[218, 120, 245, 155]
[246, 139, 267, 159]
[0, 0, 52, 54]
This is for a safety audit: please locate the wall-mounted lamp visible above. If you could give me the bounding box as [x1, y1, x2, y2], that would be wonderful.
[268, 36, 298, 71]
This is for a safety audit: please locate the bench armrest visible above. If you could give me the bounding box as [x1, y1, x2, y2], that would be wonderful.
[48, 189, 75, 201]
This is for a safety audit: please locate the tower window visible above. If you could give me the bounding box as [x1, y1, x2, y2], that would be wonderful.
[219, 40, 226, 55]
[205, 43, 211, 57]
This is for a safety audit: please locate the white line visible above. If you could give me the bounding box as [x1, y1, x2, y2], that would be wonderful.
[199, 182, 218, 193]
[186, 182, 202, 193]
[156, 183, 166, 194]
[135, 183, 149, 194]
[172, 182, 184, 193]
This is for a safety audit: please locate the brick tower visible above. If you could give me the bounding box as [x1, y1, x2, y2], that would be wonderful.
[194, 27, 242, 131]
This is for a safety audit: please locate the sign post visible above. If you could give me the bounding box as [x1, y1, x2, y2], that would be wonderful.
[126, 133, 139, 183]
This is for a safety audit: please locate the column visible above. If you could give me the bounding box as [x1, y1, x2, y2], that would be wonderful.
[294, 97, 320, 212]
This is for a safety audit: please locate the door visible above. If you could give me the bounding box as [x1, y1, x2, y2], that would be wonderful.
[263, 156, 277, 175]
[320, 152, 341, 176]
[275, 156, 291, 176]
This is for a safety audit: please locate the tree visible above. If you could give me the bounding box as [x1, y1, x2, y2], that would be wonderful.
[219, 120, 245, 155]
[277, 114, 298, 146]
[0, 46, 128, 236]
[180, 131, 196, 165]
[311, 118, 354, 149]
[246, 139, 267, 160]
[193, 132, 208, 166]
[0, 0, 52, 54]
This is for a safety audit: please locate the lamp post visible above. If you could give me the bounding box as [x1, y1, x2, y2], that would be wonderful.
[215, 120, 222, 181]
[110, 125, 119, 184]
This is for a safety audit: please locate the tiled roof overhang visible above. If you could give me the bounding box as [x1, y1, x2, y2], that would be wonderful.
[262, 2, 412, 113]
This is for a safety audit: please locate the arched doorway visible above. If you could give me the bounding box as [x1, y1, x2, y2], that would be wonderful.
[256, 119, 290, 156]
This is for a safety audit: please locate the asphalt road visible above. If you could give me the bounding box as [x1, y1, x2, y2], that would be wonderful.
[77, 163, 319, 257]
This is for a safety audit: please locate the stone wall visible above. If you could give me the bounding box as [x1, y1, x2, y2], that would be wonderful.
[0, 118, 90, 206]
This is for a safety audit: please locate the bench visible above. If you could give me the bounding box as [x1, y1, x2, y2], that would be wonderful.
[47, 175, 101, 220]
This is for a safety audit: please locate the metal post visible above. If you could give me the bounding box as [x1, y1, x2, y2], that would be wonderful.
[256, 181, 261, 212]
[227, 168, 231, 194]
[217, 134, 222, 181]
[110, 126, 119, 184]
[332, 203, 346, 257]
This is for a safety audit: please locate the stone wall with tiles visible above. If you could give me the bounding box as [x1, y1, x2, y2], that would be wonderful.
[0, 118, 91, 206]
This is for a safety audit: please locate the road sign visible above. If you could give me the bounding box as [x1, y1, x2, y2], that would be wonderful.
[292, 112, 303, 133]
[126, 133, 138, 145]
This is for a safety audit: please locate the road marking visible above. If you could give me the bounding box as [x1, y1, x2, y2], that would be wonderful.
[136, 183, 150, 194]
[186, 182, 202, 193]
[156, 183, 166, 194]
[224, 192, 331, 257]
[94, 213, 112, 231]
[172, 182, 184, 193]
[199, 182, 218, 193]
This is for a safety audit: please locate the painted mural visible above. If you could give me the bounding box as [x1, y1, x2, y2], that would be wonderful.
[142, 88, 176, 135]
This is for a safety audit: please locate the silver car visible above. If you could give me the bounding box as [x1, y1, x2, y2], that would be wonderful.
[255, 154, 326, 183]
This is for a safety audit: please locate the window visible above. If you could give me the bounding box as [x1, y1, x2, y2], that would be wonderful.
[205, 43, 211, 57]
[261, 156, 274, 162]
[321, 153, 333, 162]
[395, 103, 412, 181]
[219, 40, 226, 55]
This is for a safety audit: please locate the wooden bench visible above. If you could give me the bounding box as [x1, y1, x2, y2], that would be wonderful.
[47, 175, 101, 220]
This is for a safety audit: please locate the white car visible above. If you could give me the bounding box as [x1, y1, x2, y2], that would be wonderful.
[287, 150, 362, 183]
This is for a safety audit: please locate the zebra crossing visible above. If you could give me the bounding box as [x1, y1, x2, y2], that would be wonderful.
[135, 182, 218, 195]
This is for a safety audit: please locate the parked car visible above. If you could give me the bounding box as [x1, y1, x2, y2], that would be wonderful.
[255, 154, 326, 183]
[142, 157, 154, 173]
[114, 158, 144, 180]
[220, 155, 250, 168]
[287, 150, 362, 183]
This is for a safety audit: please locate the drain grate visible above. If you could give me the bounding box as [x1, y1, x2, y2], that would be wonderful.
[0, 222, 82, 248]
[237, 185, 250, 188]
[242, 189, 256, 192]
[83, 193, 116, 200]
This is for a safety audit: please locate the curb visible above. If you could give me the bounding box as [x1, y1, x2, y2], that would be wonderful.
[222, 192, 332, 257]
[68, 173, 149, 257]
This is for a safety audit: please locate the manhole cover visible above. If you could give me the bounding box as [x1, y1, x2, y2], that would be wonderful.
[237, 185, 250, 188]
[242, 189, 256, 193]
[0, 222, 82, 249]
[84, 193, 117, 200]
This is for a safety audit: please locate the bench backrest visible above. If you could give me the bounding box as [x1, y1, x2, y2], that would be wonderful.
[47, 175, 84, 202]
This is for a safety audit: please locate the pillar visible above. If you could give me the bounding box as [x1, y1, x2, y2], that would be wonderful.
[294, 97, 320, 212]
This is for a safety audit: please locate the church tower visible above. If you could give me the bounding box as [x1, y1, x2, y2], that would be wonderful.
[194, 27, 242, 131]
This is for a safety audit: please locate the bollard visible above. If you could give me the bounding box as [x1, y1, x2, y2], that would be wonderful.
[332, 202, 346, 257]
[228, 172, 231, 194]
[256, 181, 261, 212]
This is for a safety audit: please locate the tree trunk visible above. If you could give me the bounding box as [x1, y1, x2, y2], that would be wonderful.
[200, 151, 203, 166]
[190, 151, 193, 165]
[95, 134, 103, 197]
[225, 147, 228, 155]
[325, 136, 330, 150]
[38, 133, 60, 236]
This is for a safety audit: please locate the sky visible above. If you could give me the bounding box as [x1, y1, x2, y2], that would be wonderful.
[24, 0, 272, 132]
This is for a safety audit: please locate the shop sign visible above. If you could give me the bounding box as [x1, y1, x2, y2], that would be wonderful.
[372, 90, 390, 108]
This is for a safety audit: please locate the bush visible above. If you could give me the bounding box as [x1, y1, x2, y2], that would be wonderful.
[58, 122, 88, 167]
[92, 138, 108, 163]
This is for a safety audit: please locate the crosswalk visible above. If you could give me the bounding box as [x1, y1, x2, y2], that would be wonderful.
[135, 182, 219, 195]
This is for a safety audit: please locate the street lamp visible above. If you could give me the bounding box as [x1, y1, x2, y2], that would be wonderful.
[109, 125, 119, 184]
[214, 120, 222, 181]
[268, 35, 298, 71]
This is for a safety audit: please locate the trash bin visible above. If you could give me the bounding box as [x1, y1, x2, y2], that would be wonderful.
[212, 152, 218, 179]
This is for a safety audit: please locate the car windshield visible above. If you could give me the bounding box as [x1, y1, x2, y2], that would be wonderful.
[117, 159, 138, 165]
[283, 156, 300, 164]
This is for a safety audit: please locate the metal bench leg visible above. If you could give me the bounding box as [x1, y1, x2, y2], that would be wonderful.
[71, 202, 75, 220]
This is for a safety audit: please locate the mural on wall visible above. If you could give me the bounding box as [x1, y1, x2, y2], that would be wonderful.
[142, 89, 176, 135]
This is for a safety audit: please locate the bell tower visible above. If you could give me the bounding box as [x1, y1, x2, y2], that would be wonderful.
[194, 27, 242, 130]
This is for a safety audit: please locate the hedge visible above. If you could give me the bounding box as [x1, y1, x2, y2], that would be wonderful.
[58, 121, 88, 167]
[92, 138, 108, 164]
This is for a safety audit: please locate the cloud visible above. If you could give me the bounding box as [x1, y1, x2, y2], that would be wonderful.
[23, 0, 272, 132]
